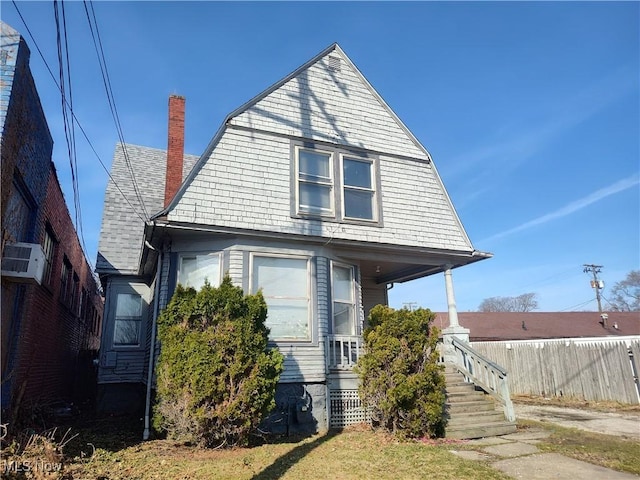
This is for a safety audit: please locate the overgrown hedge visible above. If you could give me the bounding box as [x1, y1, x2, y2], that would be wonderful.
[356, 305, 446, 438]
[153, 277, 284, 447]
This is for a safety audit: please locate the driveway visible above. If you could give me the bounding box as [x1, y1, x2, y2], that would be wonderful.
[514, 403, 640, 440]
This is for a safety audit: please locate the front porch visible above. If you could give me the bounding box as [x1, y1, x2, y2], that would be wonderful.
[324, 332, 516, 437]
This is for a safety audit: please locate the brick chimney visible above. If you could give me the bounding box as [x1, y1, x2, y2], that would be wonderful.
[164, 94, 185, 208]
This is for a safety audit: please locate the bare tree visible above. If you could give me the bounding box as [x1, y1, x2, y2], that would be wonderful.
[608, 270, 640, 312]
[478, 293, 539, 312]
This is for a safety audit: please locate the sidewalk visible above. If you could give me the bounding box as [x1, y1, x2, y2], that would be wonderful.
[448, 404, 640, 479]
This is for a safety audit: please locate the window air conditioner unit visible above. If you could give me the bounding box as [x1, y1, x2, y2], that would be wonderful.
[1, 242, 46, 285]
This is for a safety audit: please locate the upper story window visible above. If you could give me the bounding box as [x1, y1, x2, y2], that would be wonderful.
[178, 252, 222, 290]
[70, 272, 80, 313]
[60, 257, 72, 304]
[5, 175, 36, 243]
[42, 227, 56, 286]
[251, 254, 311, 341]
[293, 143, 380, 224]
[296, 147, 334, 216]
[342, 156, 375, 220]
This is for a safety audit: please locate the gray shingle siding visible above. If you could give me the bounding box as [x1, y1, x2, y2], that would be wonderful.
[232, 50, 428, 161]
[169, 128, 472, 251]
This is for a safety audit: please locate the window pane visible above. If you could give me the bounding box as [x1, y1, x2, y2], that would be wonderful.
[114, 319, 140, 345]
[253, 256, 310, 340]
[264, 299, 309, 339]
[116, 293, 142, 317]
[5, 183, 32, 242]
[343, 158, 372, 189]
[253, 257, 308, 298]
[299, 150, 330, 180]
[179, 254, 220, 290]
[333, 266, 352, 302]
[299, 183, 332, 211]
[333, 303, 354, 335]
[344, 189, 374, 219]
[43, 230, 54, 284]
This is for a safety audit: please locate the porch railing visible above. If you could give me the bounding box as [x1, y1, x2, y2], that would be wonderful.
[326, 335, 362, 371]
[450, 337, 516, 422]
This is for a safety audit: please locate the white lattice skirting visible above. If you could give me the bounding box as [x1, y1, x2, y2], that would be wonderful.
[329, 390, 371, 428]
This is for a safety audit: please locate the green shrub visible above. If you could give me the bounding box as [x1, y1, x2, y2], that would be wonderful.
[356, 305, 446, 438]
[153, 277, 284, 447]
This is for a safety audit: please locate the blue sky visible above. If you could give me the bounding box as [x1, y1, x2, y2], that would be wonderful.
[4, 2, 639, 312]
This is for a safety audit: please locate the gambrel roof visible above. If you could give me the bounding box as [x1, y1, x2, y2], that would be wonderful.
[156, 44, 476, 253]
[98, 43, 487, 277]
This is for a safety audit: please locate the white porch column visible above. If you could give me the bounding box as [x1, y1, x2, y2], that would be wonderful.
[441, 266, 469, 364]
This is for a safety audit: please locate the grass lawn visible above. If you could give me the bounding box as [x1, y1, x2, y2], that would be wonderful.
[3, 417, 511, 480]
[5, 410, 638, 479]
[62, 428, 513, 480]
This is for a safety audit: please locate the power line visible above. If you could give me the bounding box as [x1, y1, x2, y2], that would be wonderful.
[560, 297, 595, 312]
[10, 0, 148, 230]
[54, 0, 89, 260]
[83, 0, 149, 220]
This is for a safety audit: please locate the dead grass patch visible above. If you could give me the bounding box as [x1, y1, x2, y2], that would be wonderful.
[513, 394, 640, 415]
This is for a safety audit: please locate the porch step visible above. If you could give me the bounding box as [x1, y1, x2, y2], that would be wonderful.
[444, 367, 516, 439]
[446, 422, 518, 440]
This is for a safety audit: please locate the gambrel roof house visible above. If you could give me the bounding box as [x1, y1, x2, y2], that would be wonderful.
[96, 44, 491, 435]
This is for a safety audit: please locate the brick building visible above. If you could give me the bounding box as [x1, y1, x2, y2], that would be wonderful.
[1, 21, 103, 417]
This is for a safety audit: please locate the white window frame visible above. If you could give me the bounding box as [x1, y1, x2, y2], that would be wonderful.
[250, 253, 312, 342]
[177, 252, 223, 290]
[340, 155, 377, 222]
[331, 261, 357, 335]
[295, 145, 335, 217]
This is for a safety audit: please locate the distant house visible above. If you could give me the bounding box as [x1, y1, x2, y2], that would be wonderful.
[1, 22, 103, 416]
[433, 311, 640, 342]
[96, 44, 491, 432]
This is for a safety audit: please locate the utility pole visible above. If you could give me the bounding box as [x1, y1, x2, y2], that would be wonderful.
[402, 302, 418, 311]
[583, 264, 605, 321]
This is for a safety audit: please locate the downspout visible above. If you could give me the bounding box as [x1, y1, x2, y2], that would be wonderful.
[143, 250, 163, 440]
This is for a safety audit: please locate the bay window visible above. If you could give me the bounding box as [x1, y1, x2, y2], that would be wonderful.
[178, 252, 222, 290]
[331, 263, 356, 335]
[252, 255, 311, 341]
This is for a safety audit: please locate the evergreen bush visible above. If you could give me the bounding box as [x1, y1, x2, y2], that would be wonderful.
[153, 277, 284, 447]
[356, 305, 446, 438]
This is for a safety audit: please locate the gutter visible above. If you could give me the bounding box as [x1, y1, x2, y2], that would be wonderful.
[143, 250, 163, 440]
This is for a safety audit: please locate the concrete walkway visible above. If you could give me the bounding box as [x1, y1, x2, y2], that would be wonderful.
[449, 405, 640, 479]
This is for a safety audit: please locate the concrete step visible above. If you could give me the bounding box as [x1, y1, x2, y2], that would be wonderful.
[446, 410, 505, 427]
[445, 383, 478, 394]
[445, 421, 517, 439]
[446, 390, 486, 401]
[445, 399, 497, 413]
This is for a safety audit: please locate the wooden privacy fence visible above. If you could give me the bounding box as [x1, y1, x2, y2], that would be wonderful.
[471, 339, 640, 404]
